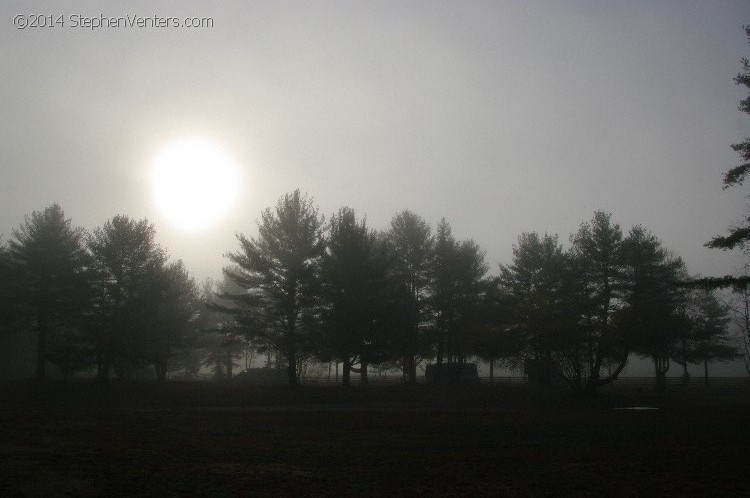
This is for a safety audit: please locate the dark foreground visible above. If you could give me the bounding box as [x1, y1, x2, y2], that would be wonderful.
[1, 382, 748, 497]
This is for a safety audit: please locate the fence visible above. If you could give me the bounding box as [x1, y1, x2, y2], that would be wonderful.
[299, 374, 749, 388]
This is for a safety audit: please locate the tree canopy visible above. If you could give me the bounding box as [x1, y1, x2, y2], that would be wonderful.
[223, 190, 325, 387]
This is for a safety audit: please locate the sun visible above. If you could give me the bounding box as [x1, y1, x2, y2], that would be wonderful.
[149, 138, 241, 232]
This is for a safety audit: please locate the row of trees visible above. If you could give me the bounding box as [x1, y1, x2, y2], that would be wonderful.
[0, 197, 739, 390]
[0, 206, 198, 382]
[215, 191, 737, 391]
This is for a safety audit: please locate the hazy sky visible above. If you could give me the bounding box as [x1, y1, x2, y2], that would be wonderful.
[2, 0, 750, 286]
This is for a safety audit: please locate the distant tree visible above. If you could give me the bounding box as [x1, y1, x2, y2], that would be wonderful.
[148, 260, 199, 382]
[388, 210, 433, 383]
[570, 211, 629, 392]
[46, 326, 94, 381]
[7, 204, 91, 380]
[472, 281, 523, 381]
[223, 190, 325, 387]
[618, 226, 687, 391]
[723, 277, 750, 376]
[202, 276, 259, 380]
[447, 238, 489, 362]
[548, 251, 591, 390]
[428, 219, 488, 376]
[319, 207, 392, 386]
[0, 240, 18, 331]
[684, 289, 736, 386]
[428, 219, 456, 381]
[497, 232, 569, 386]
[88, 215, 168, 381]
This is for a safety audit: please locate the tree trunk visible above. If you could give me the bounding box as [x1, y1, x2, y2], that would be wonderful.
[407, 355, 417, 384]
[226, 349, 233, 380]
[98, 357, 111, 383]
[360, 359, 368, 386]
[489, 358, 494, 382]
[155, 359, 168, 383]
[704, 358, 710, 388]
[680, 335, 690, 387]
[342, 360, 351, 387]
[586, 351, 603, 394]
[36, 312, 48, 380]
[287, 356, 297, 388]
[435, 319, 445, 384]
[586, 351, 628, 394]
[654, 356, 669, 392]
[681, 361, 690, 388]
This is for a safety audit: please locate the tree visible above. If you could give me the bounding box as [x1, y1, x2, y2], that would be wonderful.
[570, 211, 628, 392]
[497, 232, 569, 386]
[707, 27, 750, 255]
[319, 207, 392, 386]
[148, 260, 199, 382]
[0, 240, 19, 332]
[429, 218, 457, 382]
[387, 210, 433, 383]
[618, 226, 687, 391]
[685, 289, 736, 386]
[88, 215, 168, 381]
[198, 277, 247, 381]
[472, 280, 523, 382]
[7, 204, 91, 380]
[223, 190, 325, 387]
[430, 221, 489, 361]
[46, 325, 94, 381]
[447, 238, 489, 362]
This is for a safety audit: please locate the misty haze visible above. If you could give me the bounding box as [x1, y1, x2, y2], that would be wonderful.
[2, 1, 750, 496]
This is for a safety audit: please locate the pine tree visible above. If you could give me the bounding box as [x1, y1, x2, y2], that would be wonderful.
[223, 190, 325, 387]
[88, 215, 168, 381]
[707, 27, 750, 254]
[388, 210, 433, 383]
[7, 204, 91, 379]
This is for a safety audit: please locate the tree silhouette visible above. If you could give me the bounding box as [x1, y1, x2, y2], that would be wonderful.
[0, 240, 18, 332]
[149, 260, 199, 382]
[223, 190, 325, 387]
[498, 232, 568, 385]
[707, 27, 750, 254]
[198, 277, 248, 381]
[88, 215, 168, 381]
[429, 219, 460, 381]
[7, 204, 91, 380]
[618, 226, 687, 391]
[472, 280, 522, 382]
[684, 289, 736, 386]
[445, 237, 489, 364]
[319, 207, 392, 386]
[570, 211, 628, 392]
[388, 210, 433, 383]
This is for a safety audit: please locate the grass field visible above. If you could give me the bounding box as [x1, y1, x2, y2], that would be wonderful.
[1, 382, 748, 496]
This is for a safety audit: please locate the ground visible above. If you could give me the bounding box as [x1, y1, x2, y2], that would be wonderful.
[0, 382, 748, 496]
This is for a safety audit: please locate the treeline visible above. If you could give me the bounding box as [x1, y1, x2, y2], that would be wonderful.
[0, 193, 738, 391]
[0, 206, 197, 382]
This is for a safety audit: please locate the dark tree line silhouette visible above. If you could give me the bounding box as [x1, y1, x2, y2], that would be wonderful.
[0, 193, 737, 391]
[0, 206, 199, 382]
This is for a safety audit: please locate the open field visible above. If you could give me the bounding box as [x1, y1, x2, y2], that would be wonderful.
[1, 382, 748, 496]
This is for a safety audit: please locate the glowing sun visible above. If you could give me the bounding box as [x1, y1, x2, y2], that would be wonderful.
[150, 138, 241, 231]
